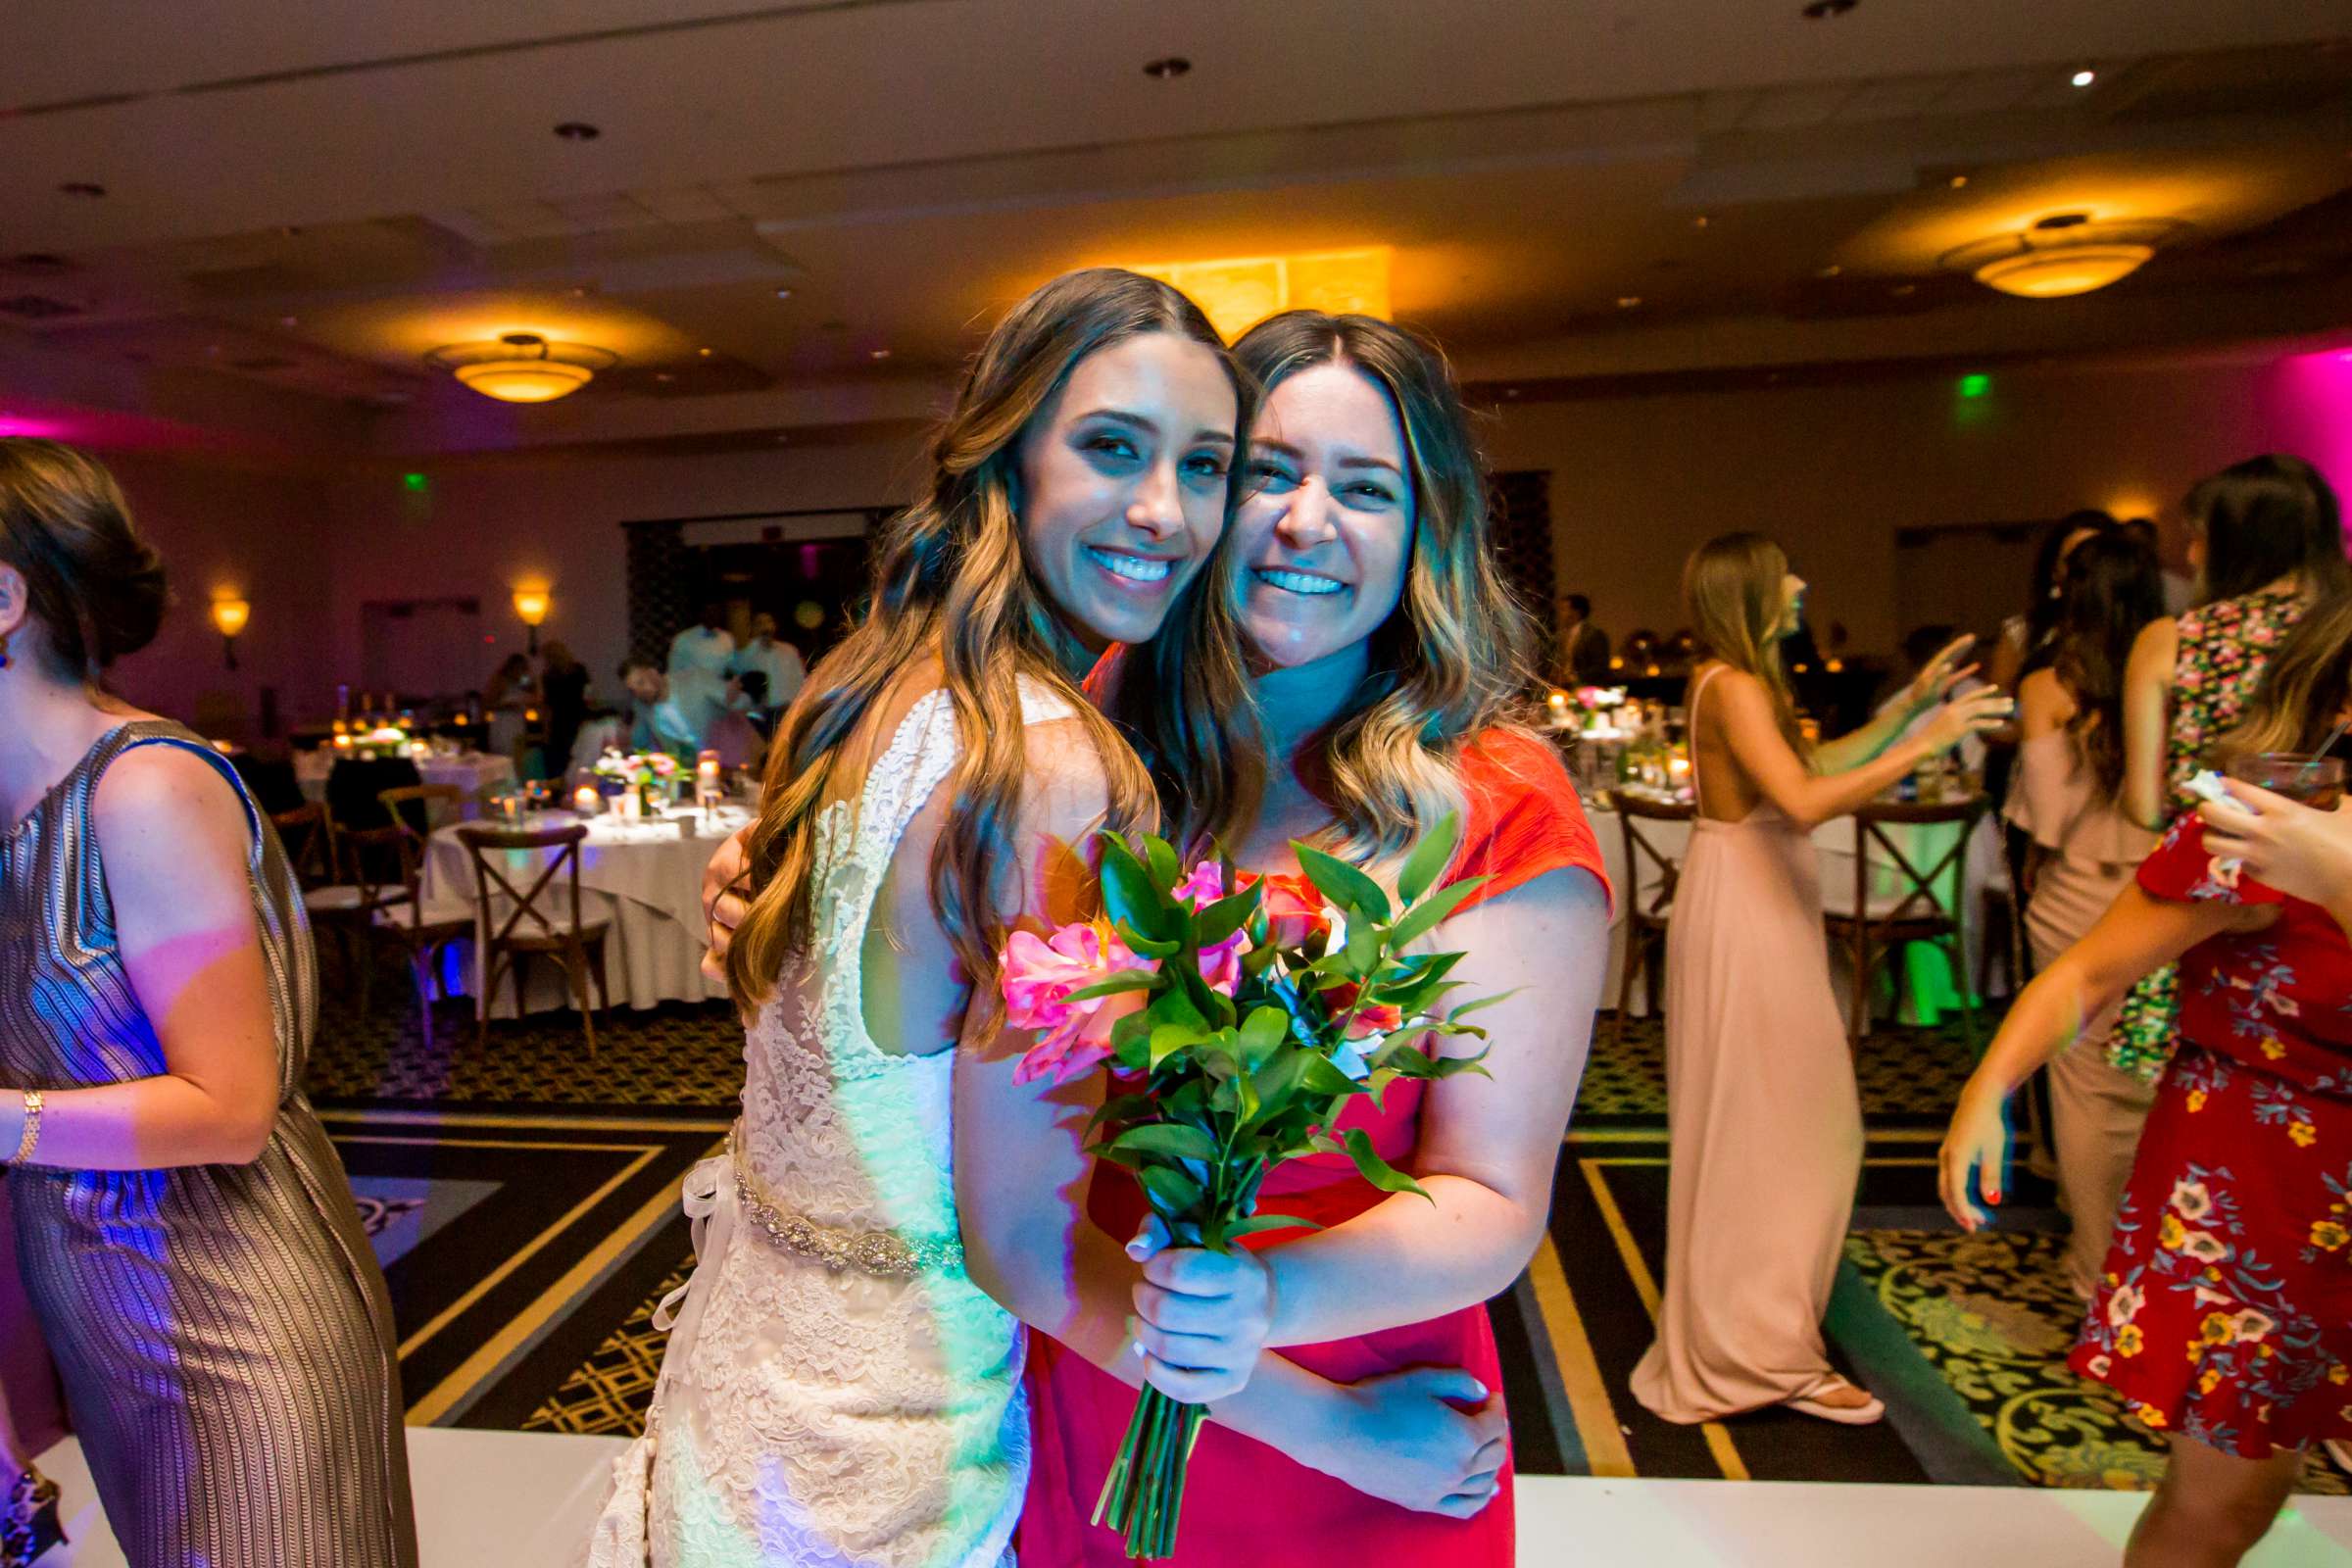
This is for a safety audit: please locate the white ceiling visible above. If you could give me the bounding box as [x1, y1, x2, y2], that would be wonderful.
[3, 1, 2350, 455]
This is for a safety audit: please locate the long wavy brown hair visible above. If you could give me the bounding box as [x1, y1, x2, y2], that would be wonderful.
[1108, 311, 1540, 875]
[2049, 531, 2165, 801]
[1683, 531, 1807, 757]
[723, 269, 1248, 1012]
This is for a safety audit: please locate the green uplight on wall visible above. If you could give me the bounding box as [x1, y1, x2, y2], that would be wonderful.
[1958, 373, 1991, 400]
[403, 471, 429, 493]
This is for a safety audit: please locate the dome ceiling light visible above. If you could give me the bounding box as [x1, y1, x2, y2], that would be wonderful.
[426, 332, 618, 403]
[1940, 215, 2190, 300]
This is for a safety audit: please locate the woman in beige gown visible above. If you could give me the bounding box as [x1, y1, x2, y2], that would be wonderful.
[1631, 533, 2008, 1425]
[2004, 533, 2165, 1298]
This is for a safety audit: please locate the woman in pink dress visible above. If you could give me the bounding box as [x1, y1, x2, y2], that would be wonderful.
[2006, 532, 2165, 1298]
[1631, 534, 2009, 1425]
[1015, 311, 1614, 1566]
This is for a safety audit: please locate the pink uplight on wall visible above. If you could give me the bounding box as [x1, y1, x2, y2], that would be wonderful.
[2258, 351, 2352, 522]
[0, 413, 68, 439]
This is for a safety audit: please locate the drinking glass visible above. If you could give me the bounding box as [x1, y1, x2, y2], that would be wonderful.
[2226, 753, 2347, 809]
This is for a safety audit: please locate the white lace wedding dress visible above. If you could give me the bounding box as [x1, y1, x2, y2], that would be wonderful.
[586, 685, 1068, 1567]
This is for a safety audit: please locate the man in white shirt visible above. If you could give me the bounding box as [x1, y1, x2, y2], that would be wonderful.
[728, 612, 807, 721]
[666, 603, 736, 745]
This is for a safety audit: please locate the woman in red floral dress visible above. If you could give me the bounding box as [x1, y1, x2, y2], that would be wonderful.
[1942, 593, 2352, 1567]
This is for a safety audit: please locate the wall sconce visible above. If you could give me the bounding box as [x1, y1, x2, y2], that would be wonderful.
[210, 597, 250, 671]
[513, 587, 551, 654]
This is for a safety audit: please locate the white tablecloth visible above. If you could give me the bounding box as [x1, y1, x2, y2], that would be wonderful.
[297, 751, 519, 818]
[421, 807, 749, 1013]
[1585, 800, 2005, 1024]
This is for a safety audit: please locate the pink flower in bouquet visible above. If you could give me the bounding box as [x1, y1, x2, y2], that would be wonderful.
[1240, 870, 1329, 949]
[1169, 860, 1250, 995]
[1003, 920, 1156, 1086]
[650, 753, 679, 777]
[1170, 860, 1225, 908]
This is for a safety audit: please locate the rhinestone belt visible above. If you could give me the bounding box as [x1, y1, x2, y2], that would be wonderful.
[729, 1135, 965, 1281]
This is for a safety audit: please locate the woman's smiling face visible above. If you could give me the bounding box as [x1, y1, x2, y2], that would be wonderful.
[1232, 362, 1415, 670]
[1015, 330, 1238, 655]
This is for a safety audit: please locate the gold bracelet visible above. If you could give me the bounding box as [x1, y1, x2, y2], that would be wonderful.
[12, 1091, 41, 1165]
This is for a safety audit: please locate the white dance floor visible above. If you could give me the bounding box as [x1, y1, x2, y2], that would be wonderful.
[33, 1427, 2352, 1566]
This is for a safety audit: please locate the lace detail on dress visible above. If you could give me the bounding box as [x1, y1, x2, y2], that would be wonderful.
[588, 683, 1075, 1568]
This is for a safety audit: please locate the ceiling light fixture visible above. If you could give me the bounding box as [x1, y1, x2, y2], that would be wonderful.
[426, 332, 617, 403]
[1143, 57, 1192, 79]
[57, 181, 105, 198]
[773, 287, 794, 300]
[1948, 174, 1970, 189]
[1816, 265, 1843, 278]
[1942, 216, 2189, 299]
[1801, 0, 1857, 17]
[1129, 246, 1392, 339]
[554, 122, 602, 140]
[1692, 215, 1712, 229]
[870, 348, 892, 360]
[2070, 69, 2096, 88]
[1616, 295, 1643, 309]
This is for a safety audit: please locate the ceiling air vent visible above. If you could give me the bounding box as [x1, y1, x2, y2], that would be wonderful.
[0, 294, 82, 319]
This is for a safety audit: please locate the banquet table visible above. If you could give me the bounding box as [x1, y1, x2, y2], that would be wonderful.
[420, 805, 749, 1014]
[1583, 793, 2007, 1028]
[298, 750, 518, 818]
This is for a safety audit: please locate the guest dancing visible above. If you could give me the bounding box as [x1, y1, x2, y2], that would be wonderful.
[1631, 534, 2008, 1426]
[2111, 456, 2350, 1084]
[2006, 532, 2167, 1298]
[0, 439, 416, 1566]
[588, 270, 1277, 1568]
[1023, 311, 1612, 1565]
[1941, 592, 2352, 1567]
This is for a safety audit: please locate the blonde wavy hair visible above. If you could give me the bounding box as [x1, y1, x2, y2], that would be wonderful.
[724, 269, 1248, 1012]
[1683, 531, 1808, 758]
[1109, 311, 1540, 876]
[2220, 590, 2352, 765]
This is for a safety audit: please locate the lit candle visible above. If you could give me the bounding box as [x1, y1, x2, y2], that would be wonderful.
[333, 733, 352, 752]
[573, 785, 600, 814]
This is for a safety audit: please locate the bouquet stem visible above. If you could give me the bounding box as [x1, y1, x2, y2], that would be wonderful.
[1092, 1386, 1207, 1560]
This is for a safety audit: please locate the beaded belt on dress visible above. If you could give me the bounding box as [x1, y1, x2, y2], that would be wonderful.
[728, 1130, 964, 1281]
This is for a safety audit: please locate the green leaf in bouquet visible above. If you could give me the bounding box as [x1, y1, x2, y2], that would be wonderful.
[1396, 809, 1464, 906]
[1385, 875, 1487, 950]
[1099, 836, 1173, 942]
[1445, 987, 1521, 1021]
[1143, 834, 1182, 893]
[1058, 969, 1162, 1004]
[1106, 1122, 1221, 1161]
[1237, 1005, 1291, 1071]
[1298, 1053, 1369, 1099]
[1219, 1212, 1325, 1243]
[1110, 920, 1180, 959]
[1086, 1093, 1157, 1133]
[1195, 1046, 1242, 1082]
[1243, 1049, 1311, 1130]
[1193, 884, 1261, 951]
[1148, 1021, 1210, 1068]
[1109, 1008, 1152, 1072]
[1140, 1163, 1205, 1215]
[1337, 1127, 1431, 1200]
[1294, 843, 1391, 924]
[1343, 918, 1383, 977]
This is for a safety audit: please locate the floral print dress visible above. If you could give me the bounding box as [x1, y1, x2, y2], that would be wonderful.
[2072, 816, 2352, 1458]
[2109, 587, 2308, 1081]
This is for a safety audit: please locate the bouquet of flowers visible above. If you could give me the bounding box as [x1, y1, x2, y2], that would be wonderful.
[592, 748, 682, 798]
[998, 816, 1504, 1559]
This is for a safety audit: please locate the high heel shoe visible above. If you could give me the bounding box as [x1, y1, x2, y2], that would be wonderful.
[0, 1464, 64, 1567]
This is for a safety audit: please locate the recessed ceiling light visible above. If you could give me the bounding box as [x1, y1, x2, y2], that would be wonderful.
[568, 285, 589, 298]
[1890, 283, 1919, 297]
[279, 316, 299, 327]
[1616, 296, 1643, 309]
[1692, 215, 1712, 230]
[697, 347, 713, 357]
[1801, 0, 1857, 18]
[1143, 57, 1192, 79]
[1504, 388, 1522, 398]
[57, 181, 106, 198]
[554, 122, 602, 140]
[654, 371, 675, 383]
[870, 348, 893, 360]
[773, 287, 794, 300]
[774, 433, 791, 445]
[1817, 265, 1843, 278]
[278, 224, 303, 238]
[2071, 70, 2096, 88]
[1949, 174, 1970, 189]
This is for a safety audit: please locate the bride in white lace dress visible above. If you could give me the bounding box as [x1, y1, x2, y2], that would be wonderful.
[586, 270, 1273, 1568]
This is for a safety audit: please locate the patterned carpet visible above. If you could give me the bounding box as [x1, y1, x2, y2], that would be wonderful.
[307, 968, 2347, 1494]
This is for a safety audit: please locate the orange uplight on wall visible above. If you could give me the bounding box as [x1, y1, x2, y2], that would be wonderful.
[513, 586, 552, 654]
[210, 596, 250, 671]
[1128, 247, 1393, 340]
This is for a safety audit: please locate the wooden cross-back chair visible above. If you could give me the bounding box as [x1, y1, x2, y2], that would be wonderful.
[1602, 789, 1695, 1046]
[455, 822, 612, 1056]
[1822, 794, 1989, 1052]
